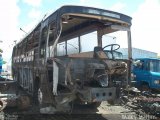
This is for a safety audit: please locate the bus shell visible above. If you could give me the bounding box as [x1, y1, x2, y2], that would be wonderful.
[12, 5, 132, 113]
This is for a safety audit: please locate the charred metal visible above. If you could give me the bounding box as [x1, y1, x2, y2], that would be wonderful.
[10, 6, 132, 113]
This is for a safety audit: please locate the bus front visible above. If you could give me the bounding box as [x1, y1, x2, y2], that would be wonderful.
[26, 5, 133, 113]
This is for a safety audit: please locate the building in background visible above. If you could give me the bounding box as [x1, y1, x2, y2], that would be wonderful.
[118, 47, 158, 59]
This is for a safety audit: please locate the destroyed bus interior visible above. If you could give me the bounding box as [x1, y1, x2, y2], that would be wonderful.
[12, 5, 132, 113]
[103, 44, 123, 59]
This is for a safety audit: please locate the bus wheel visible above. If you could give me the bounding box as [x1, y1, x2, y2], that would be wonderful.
[38, 88, 43, 104]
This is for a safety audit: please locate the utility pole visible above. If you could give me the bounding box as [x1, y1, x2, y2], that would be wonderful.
[13, 40, 17, 45]
[20, 28, 27, 34]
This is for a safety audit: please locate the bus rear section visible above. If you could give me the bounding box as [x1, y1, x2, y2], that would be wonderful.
[12, 5, 132, 113]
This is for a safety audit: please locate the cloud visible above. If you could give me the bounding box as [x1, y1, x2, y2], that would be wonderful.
[79, 0, 127, 13]
[28, 8, 42, 19]
[22, 0, 42, 7]
[132, 0, 160, 54]
[109, 2, 126, 12]
[23, 8, 47, 35]
[20, 10, 44, 40]
[79, 0, 107, 9]
[22, 20, 40, 35]
[0, 0, 20, 62]
[80, 0, 90, 4]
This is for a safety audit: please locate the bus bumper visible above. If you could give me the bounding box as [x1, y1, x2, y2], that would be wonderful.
[78, 87, 116, 102]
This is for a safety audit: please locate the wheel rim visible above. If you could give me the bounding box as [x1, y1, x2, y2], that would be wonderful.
[38, 88, 43, 104]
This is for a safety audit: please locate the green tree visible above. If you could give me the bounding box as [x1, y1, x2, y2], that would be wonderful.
[3, 61, 6, 64]
[0, 48, 3, 53]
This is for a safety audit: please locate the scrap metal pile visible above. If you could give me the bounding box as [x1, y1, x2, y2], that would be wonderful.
[0, 75, 160, 119]
[119, 87, 160, 118]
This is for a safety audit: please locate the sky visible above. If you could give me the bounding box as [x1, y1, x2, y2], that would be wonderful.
[0, 0, 160, 64]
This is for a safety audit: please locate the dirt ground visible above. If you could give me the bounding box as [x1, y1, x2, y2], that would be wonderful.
[1, 101, 158, 120]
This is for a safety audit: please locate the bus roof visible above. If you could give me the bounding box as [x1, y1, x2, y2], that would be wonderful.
[15, 5, 132, 47]
[46, 5, 132, 25]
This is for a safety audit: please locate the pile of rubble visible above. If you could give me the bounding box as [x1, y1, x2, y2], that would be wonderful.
[119, 87, 160, 118]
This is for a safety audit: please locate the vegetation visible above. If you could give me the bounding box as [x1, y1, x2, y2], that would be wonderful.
[0, 48, 3, 53]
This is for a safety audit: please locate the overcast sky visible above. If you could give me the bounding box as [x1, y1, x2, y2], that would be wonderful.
[0, 0, 160, 63]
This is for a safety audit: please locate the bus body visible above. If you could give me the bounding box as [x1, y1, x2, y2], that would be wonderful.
[133, 58, 160, 90]
[12, 5, 132, 113]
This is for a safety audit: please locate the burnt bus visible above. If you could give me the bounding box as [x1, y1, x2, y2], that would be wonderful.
[12, 5, 132, 113]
